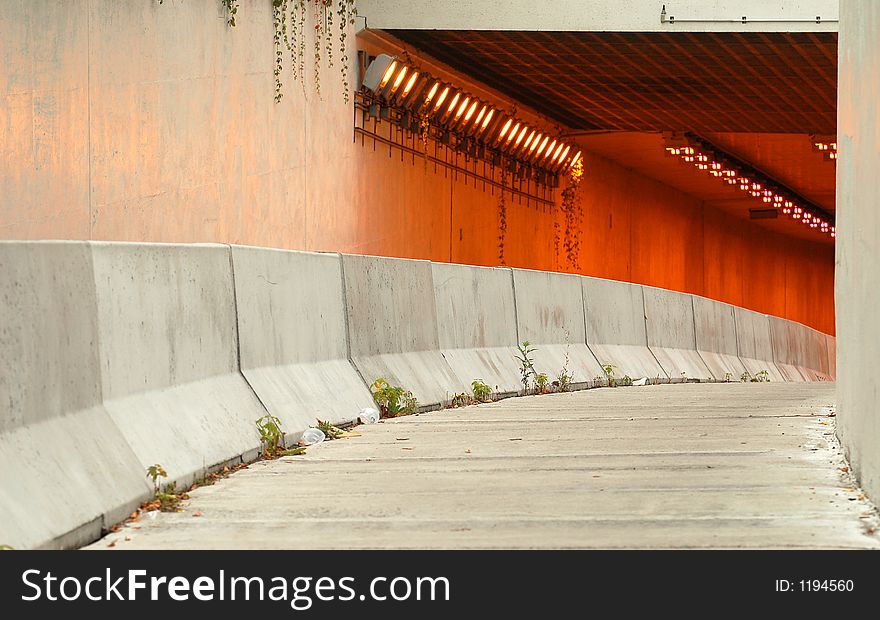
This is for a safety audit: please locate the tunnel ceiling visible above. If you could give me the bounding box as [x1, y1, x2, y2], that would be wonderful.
[386, 29, 837, 242]
[387, 31, 838, 134]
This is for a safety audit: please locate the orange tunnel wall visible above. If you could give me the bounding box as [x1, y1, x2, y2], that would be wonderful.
[326, 144, 835, 335]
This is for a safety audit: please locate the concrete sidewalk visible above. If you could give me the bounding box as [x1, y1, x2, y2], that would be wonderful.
[90, 383, 879, 549]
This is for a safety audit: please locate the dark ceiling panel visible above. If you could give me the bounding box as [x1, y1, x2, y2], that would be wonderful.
[387, 30, 837, 134]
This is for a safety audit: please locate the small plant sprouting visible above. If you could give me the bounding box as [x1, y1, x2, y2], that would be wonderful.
[317, 419, 343, 440]
[146, 464, 167, 491]
[256, 414, 286, 458]
[515, 341, 538, 394]
[371, 378, 418, 417]
[602, 364, 617, 388]
[741, 370, 771, 383]
[281, 447, 307, 457]
[471, 379, 493, 403]
[555, 349, 574, 393]
[145, 464, 186, 512]
[620, 374, 633, 387]
[451, 393, 472, 408]
[534, 373, 550, 394]
[155, 483, 186, 512]
[724, 371, 733, 383]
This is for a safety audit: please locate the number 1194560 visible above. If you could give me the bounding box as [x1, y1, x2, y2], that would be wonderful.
[775, 579, 854, 592]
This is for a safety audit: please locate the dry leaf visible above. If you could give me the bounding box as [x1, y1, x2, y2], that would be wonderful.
[107, 540, 116, 548]
[192, 511, 203, 518]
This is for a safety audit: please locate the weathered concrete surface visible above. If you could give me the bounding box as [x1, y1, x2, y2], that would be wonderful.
[91, 243, 267, 488]
[93, 383, 880, 550]
[231, 246, 374, 435]
[826, 334, 836, 379]
[643, 287, 715, 381]
[432, 263, 522, 395]
[692, 296, 748, 381]
[512, 269, 604, 387]
[769, 316, 812, 382]
[837, 0, 880, 504]
[733, 307, 786, 382]
[0, 242, 149, 550]
[342, 254, 462, 407]
[581, 276, 668, 381]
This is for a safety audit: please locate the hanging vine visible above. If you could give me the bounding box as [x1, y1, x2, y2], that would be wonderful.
[498, 165, 509, 265]
[418, 117, 431, 172]
[158, 1, 357, 103]
[221, 0, 239, 26]
[553, 214, 561, 263]
[559, 158, 585, 270]
[273, 1, 285, 102]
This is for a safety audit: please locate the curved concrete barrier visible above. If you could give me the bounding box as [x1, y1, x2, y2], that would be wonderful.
[581, 276, 668, 382]
[768, 316, 830, 382]
[0, 242, 150, 550]
[0, 241, 836, 549]
[231, 246, 374, 437]
[643, 287, 714, 381]
[512, 268, 603, 387]
[342, 254, 461, 408]
[692, 296, 748, 381]
[733, 307, 786, 381]
[91, 243, 267, 487]
[432, 263, 522, 395]
[799, 325, 833, 381]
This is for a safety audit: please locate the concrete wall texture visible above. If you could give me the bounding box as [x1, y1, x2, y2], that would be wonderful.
[0, 0, 835, 335]
[837, 0, 880, 503]
[0, 240, 835, 549]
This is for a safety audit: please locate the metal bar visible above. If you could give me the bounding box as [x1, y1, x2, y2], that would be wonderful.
[688, 132, 835, 223]
[666, 18, 838, 23]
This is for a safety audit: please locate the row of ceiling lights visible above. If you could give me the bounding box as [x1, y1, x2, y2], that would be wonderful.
[811, 136, 838, 161]
[664, 140, 835, 238]
[362, 54, 581, 176]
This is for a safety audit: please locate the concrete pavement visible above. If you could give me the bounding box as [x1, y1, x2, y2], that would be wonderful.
[90, 383, 880, 549]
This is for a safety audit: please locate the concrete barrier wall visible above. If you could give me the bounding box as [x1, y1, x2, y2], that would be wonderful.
[643, 287, 714, 381]
[91, 243, 267, 487]
[803, 326, 832, 380]
[432, 263, 522, 394]
[512, 269, 604, 387]
[581, 276, 668, 381]
[768, 315, 813, 382]
[0, 241, 836, 549]
[733, 307, 786, 381]
[0, 242, 150, 550]
[342, 254, 462, 407]
[231, 246, 375, 435]
[692, 296, 748, 380]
